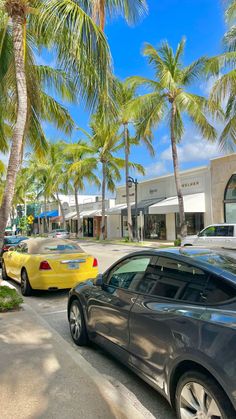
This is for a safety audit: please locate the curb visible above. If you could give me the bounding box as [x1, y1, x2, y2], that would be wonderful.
[0, 280, 17, 290]
[23, 303, 153, 419]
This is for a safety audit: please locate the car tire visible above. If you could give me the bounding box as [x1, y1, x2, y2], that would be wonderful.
[2, 261, 9, 280]
[175, 370, 234, 419]
[69, 300, 89, 346]
[21, 269, 33, 297]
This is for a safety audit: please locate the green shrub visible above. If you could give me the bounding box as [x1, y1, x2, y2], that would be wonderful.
[123, 236, 130, 243]
[0, 286, 23, 312]
[174, 238, 181, 247]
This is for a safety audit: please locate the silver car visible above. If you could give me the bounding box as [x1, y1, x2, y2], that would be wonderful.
[68, 247, 236, 419]
[49, 229, 69, 239]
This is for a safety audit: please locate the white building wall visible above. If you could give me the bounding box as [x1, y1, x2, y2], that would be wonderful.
[166, 213, 176, 241]
[107, 214, 121, 239]
[116, 166, 209, 205]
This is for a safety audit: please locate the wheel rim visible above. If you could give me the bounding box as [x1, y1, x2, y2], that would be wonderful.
[180, 382, 222, 419]
[69, 303, 82, 340]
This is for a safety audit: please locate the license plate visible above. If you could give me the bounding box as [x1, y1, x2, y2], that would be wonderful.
[67, 262, 79, 270]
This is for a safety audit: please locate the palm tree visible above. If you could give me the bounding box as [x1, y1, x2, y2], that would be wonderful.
[115, 79, 154, 240]
[89, 114, 144, 240]
[128, 39, 217, 238]
[28, 142, 71, 230]
[82, 0, 148, 31]
[0, 160, 5, 205]
[0, 0, 28, 245]
[64, 141, 100, 237]
[206, 1, 236, 150]
[0, 0, 111, 246]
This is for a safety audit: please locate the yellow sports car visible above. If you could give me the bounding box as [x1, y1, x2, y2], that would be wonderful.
[2, 238, 98, 296]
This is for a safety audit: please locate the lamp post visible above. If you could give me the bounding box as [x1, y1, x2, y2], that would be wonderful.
[127, 176, 138, 241]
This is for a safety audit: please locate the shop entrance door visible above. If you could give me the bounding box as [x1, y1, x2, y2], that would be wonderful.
[88, 218, 94, 237]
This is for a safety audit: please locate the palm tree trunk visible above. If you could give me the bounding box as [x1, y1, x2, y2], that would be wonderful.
[124, 123, 133, 241]
[44, 196, 48, 233]
[74, 186, 81, 237]
[100, 161, 106, 240]
[99, 0, 105, 31]
[170, 103, 187, 238]
[56, 192, 66, 228]
[0, 14, 27, 248]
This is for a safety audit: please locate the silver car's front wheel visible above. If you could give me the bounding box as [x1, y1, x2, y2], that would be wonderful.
[69, 300, 89, 346]
[180, 382, 221, 418]
[70, 302, 82, 340]
[176, 371, 234, 419]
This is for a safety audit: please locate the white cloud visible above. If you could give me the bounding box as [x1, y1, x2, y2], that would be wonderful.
[160, 134, 169, 144]
[144, 161, 168, 177]
[160, 136, 222, 164]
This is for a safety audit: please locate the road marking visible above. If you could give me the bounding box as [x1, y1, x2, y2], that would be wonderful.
[43, 309, 67, 315]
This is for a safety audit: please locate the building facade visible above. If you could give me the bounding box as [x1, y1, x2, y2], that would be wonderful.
[107, 154, 236, 241]
[65, 198, 115, 238]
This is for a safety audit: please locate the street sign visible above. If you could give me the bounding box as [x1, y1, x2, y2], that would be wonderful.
[27, 215, 34, 224]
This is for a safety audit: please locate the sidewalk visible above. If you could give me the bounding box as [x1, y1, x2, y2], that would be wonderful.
[74, 237, 174, 248]
[0, 304, 147, 419]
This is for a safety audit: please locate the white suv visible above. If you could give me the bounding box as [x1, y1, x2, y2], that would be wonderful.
[181, 224, 236, 248]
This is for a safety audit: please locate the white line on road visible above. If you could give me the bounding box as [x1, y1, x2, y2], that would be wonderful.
[43, 309, 67, 315]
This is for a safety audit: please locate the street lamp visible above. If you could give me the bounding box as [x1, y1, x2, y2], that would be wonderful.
[127, 176, 138, 240]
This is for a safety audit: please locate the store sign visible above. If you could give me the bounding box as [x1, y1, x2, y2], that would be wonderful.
[149, 188, 158, 194]
[181, 181, 199, 188]
[122, 193, 135, 198]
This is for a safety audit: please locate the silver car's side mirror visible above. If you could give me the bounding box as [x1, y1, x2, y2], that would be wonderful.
[94, 274, 103, 287]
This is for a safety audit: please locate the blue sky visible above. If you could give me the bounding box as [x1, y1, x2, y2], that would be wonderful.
[44, 0, 226, 194]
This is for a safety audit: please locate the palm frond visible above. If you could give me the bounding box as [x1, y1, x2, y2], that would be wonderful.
[35, 0, 111, 110]
[34, 65, 78, 103]
[40, 92, 75, 134]
[219, 114, 236, 152]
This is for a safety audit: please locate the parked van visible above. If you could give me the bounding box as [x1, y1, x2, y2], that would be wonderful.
[181, 224, 236, 248]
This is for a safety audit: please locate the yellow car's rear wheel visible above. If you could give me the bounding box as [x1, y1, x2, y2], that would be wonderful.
[21, 269, 33, 297]
[2, 261, 9, 280]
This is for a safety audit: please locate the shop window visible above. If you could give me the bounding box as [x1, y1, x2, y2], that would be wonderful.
[176, 213, 204, 237]
[144, 215, 166, 240]
[225, 175, 236, 223]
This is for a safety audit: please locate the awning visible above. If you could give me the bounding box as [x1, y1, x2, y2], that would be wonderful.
[50, 215, 63, 222]
[72, 210, 102, 220]
[65, 211, 77, 220]
[106, 203, 135, 215]
[121, 197, 165, 216]
[36, 210, 59, 219]
[149, 193, 205, 214]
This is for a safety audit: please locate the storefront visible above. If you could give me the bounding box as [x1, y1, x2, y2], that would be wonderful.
[144, 214, 166, 240]
[224, 174, 236, 223]
[106, 154, 236, 241]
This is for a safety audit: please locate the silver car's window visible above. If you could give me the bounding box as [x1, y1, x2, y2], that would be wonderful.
[203, 274, 236, 304]
[107, 257, 151, 290]
[142, 257, 209, 303]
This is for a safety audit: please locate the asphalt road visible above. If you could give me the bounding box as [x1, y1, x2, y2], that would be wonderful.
[6, 242, 175, 419]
